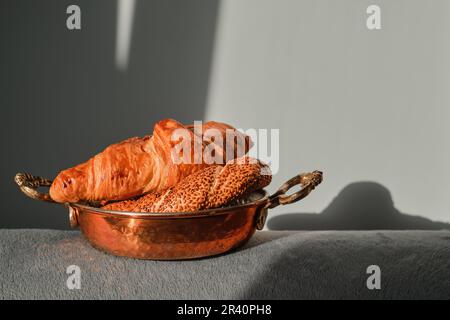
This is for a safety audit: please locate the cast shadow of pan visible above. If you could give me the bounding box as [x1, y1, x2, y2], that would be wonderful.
[267, 181, 450, 230]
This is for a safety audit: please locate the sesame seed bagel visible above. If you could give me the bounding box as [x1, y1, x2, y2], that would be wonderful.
[102, 157, 271, 213]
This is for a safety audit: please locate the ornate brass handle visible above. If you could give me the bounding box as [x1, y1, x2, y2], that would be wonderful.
[255, 171, 323, 230]
[268, 170, 323, 209]
[14, 173, 56, 203]
[14, 173, 80, 227]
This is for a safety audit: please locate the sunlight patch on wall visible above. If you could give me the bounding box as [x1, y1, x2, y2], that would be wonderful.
[115, 0, 136, 71]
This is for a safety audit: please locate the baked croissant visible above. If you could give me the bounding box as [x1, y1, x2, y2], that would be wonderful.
[49, 119, 252, 203]
[102, 157, 271, 213]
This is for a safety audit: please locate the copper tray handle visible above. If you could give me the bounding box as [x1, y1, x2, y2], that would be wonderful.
[14, 173, 55, 203]
[267, 170, 323, 209]
[14, 173, 81, 227]
[255, 170, 323, 230]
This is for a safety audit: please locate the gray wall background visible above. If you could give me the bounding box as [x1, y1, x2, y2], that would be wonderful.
[0, 0, 218, 229]
[1, 0, 449, 229]
[206, 0, 450, 228]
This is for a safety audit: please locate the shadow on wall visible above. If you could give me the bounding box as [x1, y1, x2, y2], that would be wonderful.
[268, 182, 450, 230]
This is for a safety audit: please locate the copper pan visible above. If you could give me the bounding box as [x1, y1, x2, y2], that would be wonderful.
[14, 171, 323, 260]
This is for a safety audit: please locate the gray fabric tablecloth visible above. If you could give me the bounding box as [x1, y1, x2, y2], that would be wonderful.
[0, 229, 449, 299]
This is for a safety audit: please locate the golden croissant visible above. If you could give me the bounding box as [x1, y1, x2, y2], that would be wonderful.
[49, 119, 252, 203]
[102, 157, 272, 212]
